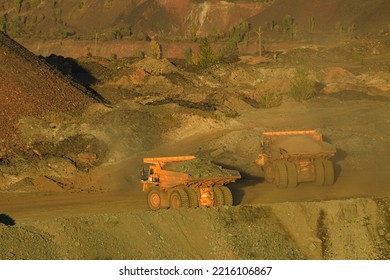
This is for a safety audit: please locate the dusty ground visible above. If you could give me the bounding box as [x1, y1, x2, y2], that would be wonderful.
[1, 33, 390, 260]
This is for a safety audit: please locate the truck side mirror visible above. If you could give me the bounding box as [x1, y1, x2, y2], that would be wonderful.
[140, 168, 147, 181]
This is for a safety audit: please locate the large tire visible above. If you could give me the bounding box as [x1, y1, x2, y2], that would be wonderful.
[286, 162, 298, 188]
[213, 186, 224, 207]
[185, 188, 199, 208]
[220, 186, 233, 206]
[147, 188, 162, 211]
[275, 162, 288, 188]
[169, 189, 189, 209]
[323, 159, 335, 185]
[314, 159, 325, 185]
[263, 163, 275, 183]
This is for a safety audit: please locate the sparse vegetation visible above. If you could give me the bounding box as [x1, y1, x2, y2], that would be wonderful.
[0, 14, 8, 32]
[258, 92, 282, 108]
[134, 50, 145, 59]
[110, 53, 117, 61]
[77, 0, 84, 9]
[288, 65, 316, 101]
[282, 15, 298, 40]
[14, 0, 22, 13]
[104, 0, 113, 9]
[183, 47, 193, 65]
[148, 39, 162, 59]
[31, 0, 41, 7]
[224, 39, 239, 59]
[335, 21, 343, 34]
[310, 16, 315, 31]
[86, 48, 92, 57]
[197, 38, 218, 68]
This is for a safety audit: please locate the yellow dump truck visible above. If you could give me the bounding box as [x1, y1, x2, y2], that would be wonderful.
[256, 130, 336, 188]
[140, 156, 241, 210]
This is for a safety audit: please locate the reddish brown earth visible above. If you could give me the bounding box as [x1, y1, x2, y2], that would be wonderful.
[0, 31, 97, 150]
[0, 1, 390, 260]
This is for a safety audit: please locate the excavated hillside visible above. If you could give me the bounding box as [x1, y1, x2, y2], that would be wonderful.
[1, 0, 389, 42]
[248, 0, 390, 36]
[0, 31, 98, 149]
[1, 26, 390, 260]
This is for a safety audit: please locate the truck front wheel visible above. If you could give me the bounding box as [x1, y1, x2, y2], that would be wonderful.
[147, 189, 162, 211]
[323, 159, 334, 185]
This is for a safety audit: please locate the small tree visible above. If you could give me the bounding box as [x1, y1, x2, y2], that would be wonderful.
[282, 15, 297, 40]
[335, 21, 343, 34]
[0, 14, 8, 32]
[198, 38, 218, 68]
[183, 47, 193, 65]
[148, 39, 162, 59]
[310, 16, 315, 31]
[224, 39, 239, 59]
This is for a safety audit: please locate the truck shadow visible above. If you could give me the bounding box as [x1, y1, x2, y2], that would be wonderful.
[333, 148, 347, 182]
[0, 214, 16, 226]
[230, 178, 264, 206]
[211, 161, 263, 206]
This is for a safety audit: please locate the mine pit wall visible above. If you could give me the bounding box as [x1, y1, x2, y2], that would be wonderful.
[1, 198, 389, 260]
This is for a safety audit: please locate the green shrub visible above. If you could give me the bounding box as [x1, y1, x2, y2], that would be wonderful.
[77, 0, 84, 9]
[258, 92, 282, 108]
[148, 39, 162, 59]
[198, 38, 218, 68]
[14, 0, 22, 13]
[0, 14, 8, 32]
[104, 0, 113, 9]
[183, 47, 193, 64]
[31, 0, 41, 7]
[110, 53, 117, 61]
[288, 66, 315, 101]
[134, 50, 145, 59]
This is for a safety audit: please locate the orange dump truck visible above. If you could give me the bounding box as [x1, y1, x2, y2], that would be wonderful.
[140, 156, 241, 210]
[256, 130, 336, 188]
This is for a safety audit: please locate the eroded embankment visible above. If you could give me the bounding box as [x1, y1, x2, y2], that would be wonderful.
[1, 198, 389, 260]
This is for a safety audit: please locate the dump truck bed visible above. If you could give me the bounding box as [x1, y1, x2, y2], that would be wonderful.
[143, 156, 240, 190]
[263, 130, 336, 158]
[164, 158, 240, 179]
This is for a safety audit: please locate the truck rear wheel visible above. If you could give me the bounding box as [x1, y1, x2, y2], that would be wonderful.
[315, 159, 325, 185]
[147, 189, 162, 211]
[286, 162, 298, 188]
[275, 162, 288, 188]
[220, 186, 233, 206]
[323, 159, 334, 185]
[213, 187, 224, 206]
[185, 188, 199, 208]
[169, 189, 190, 209]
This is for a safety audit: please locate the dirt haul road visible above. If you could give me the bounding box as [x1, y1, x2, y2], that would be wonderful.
[1, 45, 390, 259]
[2, 97, 390, 214]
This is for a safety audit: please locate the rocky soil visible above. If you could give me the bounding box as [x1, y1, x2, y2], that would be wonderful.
[1, 32, 390, 260]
